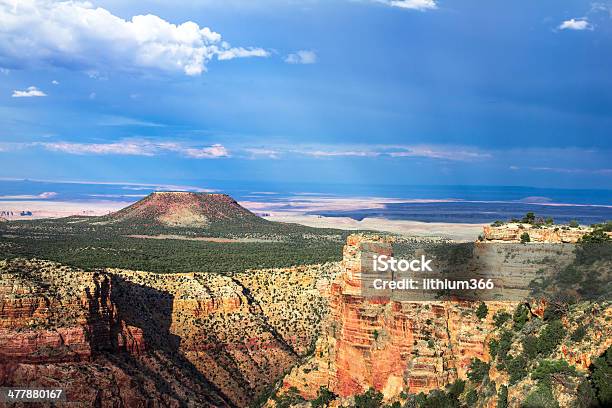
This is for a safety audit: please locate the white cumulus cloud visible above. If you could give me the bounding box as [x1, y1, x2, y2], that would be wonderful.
[217, 47, 270, 61]
[0, 0, 269, 76]
[558, 18, 592, 31]
[11, 86, 47, 97]
[375, 0, 438, 11]
[285, 50, 317, 64]
[182, 144, 229, 158]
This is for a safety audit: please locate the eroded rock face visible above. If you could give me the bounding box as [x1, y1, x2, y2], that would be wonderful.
[0, 258, 340, 407]
[273, 234, 611, 407]
[482, 224, 611, 243]
[276, 235, 510, 400]
[274, 235, 578, 402]
[0, 261, 138, 363]
[109, 263, 339, 407]
[0, 261, 218, 407]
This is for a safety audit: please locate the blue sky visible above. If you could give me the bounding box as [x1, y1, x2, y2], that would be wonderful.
[1, 0, 611, 192]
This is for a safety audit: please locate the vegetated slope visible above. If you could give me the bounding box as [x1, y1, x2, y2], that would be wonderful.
[104, 192, 266, 228]
[0, 192, 353, 274]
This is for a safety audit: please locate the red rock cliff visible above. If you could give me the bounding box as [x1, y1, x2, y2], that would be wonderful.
[0, 260, 144, 363]
[276, 235, 513, 400]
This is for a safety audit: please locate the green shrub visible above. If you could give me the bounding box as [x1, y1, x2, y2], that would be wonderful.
[522, 382, 559, 408]
[494, 311, 511, 328]
[311, 386, 337, 408]
[497, 385, 508, 408]
[404, 381, 466, 408]
[520, 232, 531, 244]
[536, 320, 565, 356]
[543, 305, 563, 321]
[419, 390, 454, 408]
[466, 389, 478, 406]
[507, 355, 528, 384]
[579, 229, 612, 243]
[543, 296, 572, 321]
[522, 335, 538, 359]
[476, 302, 488, 319]
[575, 379, 597, 408]
[354, 388, 384, 408]
[489, 338, 499, 359]
[274, 387, 305, 408]
[522, 212, 536, 224]
[557, 265, 582, 287]
[569, 220, 580, 228]
[467, 358, 490, 384]
[484, 380, 497, 398]
[531, 359, 577, 383]
[570, 325, 587, 342]
[497, 330, 514, 363]
[590, 347, 612, 406]
[446, 379, 465, 400]
[513, 304, 530, 331]
[594, 221, 612, 232]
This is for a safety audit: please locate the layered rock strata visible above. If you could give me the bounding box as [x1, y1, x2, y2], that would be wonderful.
[0, 258, 339, 407]
[273, 234, 600, 404]
[482, 224, 612, 243]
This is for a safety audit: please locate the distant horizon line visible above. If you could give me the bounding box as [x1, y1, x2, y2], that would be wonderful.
[2, 176, 612, 193]
[1, 197, 611, 210]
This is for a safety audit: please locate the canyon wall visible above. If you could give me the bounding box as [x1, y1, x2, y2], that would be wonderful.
[275, 236, 508, 399]
[0, 258, 339, 407]
[273, 234, 608, 405]
[108, 263, 339, 407]
[0, 260, 143, 363]
[0, 259, 234, 407]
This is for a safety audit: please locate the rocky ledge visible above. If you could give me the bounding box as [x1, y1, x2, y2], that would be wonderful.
[482, 224, 612, 243]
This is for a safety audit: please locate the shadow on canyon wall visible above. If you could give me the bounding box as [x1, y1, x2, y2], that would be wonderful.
[107, 274, 234, 407]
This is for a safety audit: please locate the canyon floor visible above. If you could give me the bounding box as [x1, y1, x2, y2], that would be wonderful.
[0, 199, 485, 241]
[264, 214, 484, 241]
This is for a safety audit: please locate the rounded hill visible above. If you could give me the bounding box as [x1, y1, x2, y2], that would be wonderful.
[106, 192, 265, 228]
